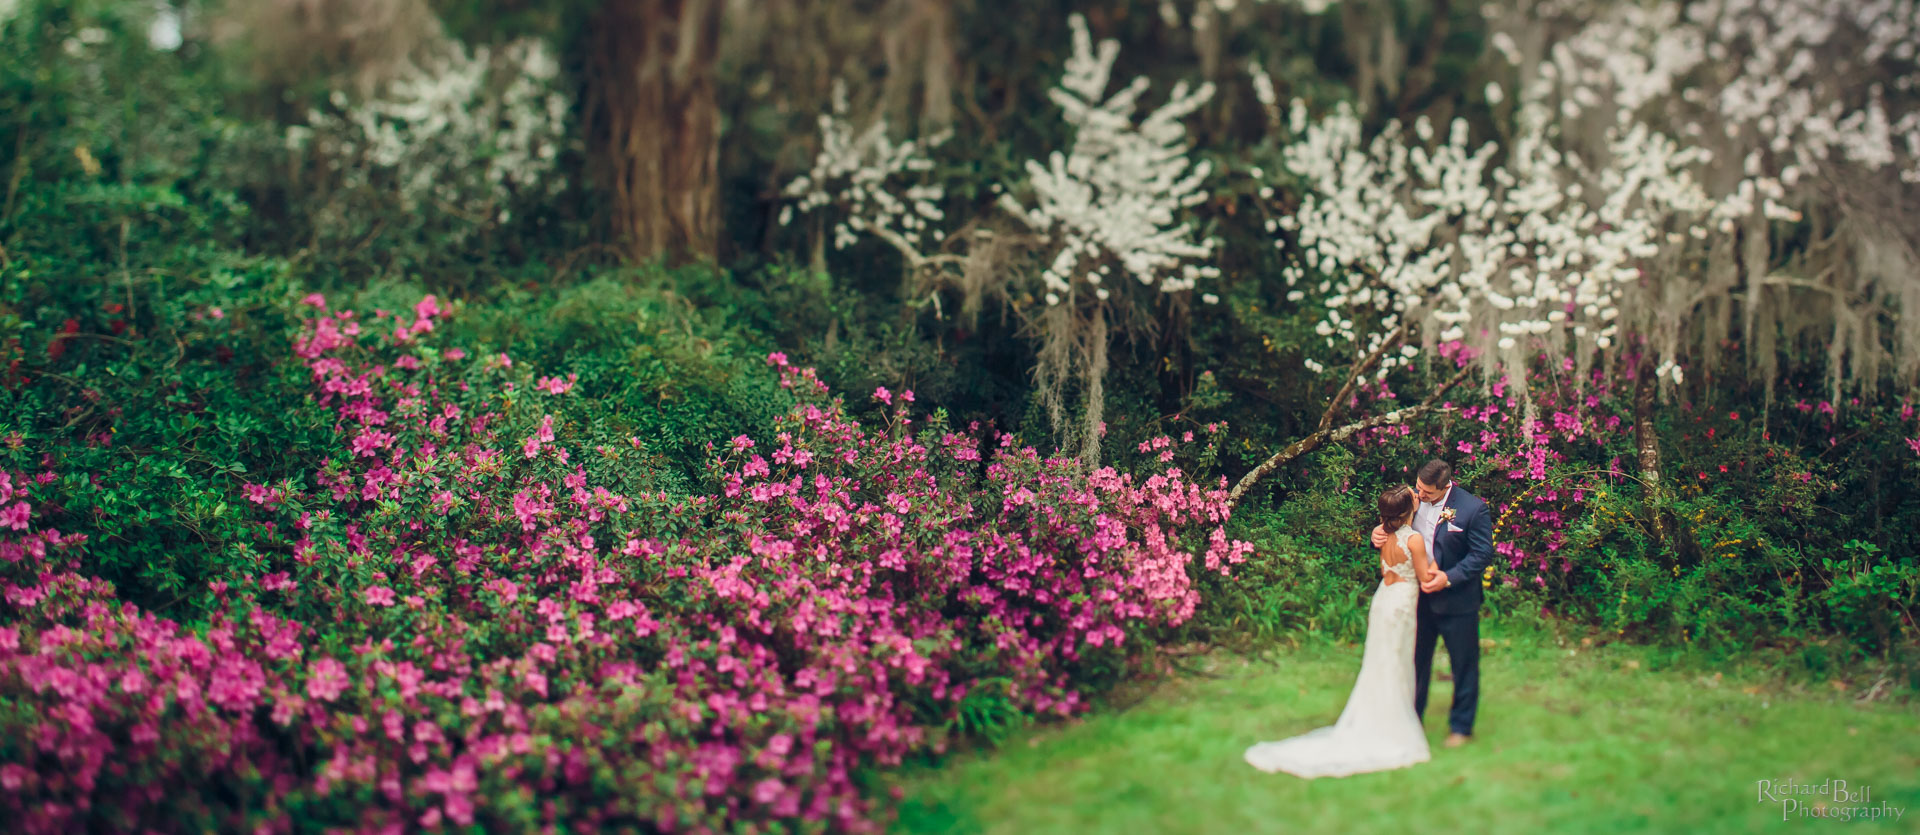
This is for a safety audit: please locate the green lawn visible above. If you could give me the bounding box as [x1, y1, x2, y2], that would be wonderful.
[886, 624, 1920, 834]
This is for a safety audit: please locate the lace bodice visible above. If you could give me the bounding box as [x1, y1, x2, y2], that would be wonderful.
[1383, 525, 1420, 583]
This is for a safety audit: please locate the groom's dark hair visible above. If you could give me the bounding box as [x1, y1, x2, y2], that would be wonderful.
[1417, 459, 1453, 487]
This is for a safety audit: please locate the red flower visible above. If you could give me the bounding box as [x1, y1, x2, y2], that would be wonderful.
[47, 318, 79, 360]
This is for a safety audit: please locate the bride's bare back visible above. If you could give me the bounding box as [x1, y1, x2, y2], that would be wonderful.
[1380, 524, 1435, 586]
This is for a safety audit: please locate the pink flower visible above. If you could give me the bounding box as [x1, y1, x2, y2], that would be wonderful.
[243, 482, 285, 507]
[307, 657, 350, 702]
[351, 429, 395, 458]
[301, 293, 327, 308]
[523, 415, 557, 458]
[1, 501, 29, 530]
[873, 386, 892, 405]
[364, 586, 397, 607]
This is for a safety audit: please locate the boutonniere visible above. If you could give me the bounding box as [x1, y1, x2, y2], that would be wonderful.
[1437, 507, 1457, 525]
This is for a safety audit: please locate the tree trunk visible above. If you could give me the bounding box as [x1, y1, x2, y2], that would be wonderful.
[1633, 354, 1668, 544]
[586, 0, 723, 265]
[880, 0, 957, 134]
[1394, 0, 1452, 115]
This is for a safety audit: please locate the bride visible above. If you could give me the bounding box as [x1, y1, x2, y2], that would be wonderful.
[1245, 485, 1435, 778]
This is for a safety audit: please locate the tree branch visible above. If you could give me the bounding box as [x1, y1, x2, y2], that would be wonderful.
[1317, 319, 1410, 434]
[1229, 362, 1474, 509]
[866, 224, 969, 270]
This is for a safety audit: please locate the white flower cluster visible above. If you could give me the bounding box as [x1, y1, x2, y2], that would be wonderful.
[1526, 0, 1920, 214]
[297, 35, 568, 224]
[1497, 0, 1920, 395]
[779, 80, 948, 252]
[998, 13, 1220, 306]
[1273, 90, 1713, 377]
[1158, 0, 1337, 27]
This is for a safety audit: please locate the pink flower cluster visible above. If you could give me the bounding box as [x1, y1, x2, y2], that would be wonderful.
[0, 295, 1251, 833]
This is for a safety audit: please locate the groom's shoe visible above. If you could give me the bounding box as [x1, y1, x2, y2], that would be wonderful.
[1444, 732, 1471, 748]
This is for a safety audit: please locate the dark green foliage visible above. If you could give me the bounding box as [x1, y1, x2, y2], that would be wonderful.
[0, 0, 1912, 671]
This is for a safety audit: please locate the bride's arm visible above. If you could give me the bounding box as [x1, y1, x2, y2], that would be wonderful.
[1408, 534, 1437, 583]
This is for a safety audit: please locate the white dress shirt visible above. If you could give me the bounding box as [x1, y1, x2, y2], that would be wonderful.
[1411, 484, 1453, 548]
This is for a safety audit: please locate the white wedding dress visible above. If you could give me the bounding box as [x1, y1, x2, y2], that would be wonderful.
[1244, 525, 1431, 778]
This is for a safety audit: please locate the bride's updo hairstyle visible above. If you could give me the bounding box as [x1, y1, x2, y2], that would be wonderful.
[1378, 485, 1414, 532]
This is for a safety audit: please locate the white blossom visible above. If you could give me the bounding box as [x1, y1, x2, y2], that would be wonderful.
[999, 13, 1220, 304]
[1269, 87, 1711, 380]
[300, 35, 569, 230]
[780, 80, 950, 252]
[1494, 0, 1920, 395]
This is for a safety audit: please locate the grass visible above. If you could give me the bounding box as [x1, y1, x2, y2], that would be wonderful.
[885, 621, 1920, 834]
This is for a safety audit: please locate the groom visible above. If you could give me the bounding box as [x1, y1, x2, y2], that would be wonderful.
[1372, 459, 1494, 748]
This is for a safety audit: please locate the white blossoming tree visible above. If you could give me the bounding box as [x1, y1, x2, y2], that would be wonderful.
[1229, 78, 1715, 504]
[778, 80, 950, 275]
[1226, 0, 1918, 506]
[1428, 0, 1920, 512]
[1486, 0, 1920, 405]
[782, 13, 1222, 466]
[995, 13, 1221, 466]
[296, 33, 570, 245]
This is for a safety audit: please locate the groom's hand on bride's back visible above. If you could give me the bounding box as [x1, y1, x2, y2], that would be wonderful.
[1369, 525, 1389, 548]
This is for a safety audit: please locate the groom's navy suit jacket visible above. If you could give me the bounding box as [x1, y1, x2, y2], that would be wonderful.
[1424, 487, 1496, 615]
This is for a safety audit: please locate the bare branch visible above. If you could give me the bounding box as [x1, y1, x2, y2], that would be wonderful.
[1317, 319, 1411, 434]
[1229, 363, 1474, 508]
[867, 225, 968, 270]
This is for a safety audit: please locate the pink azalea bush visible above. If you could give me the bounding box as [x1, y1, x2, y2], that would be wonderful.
[0, 296, 1251, 833]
